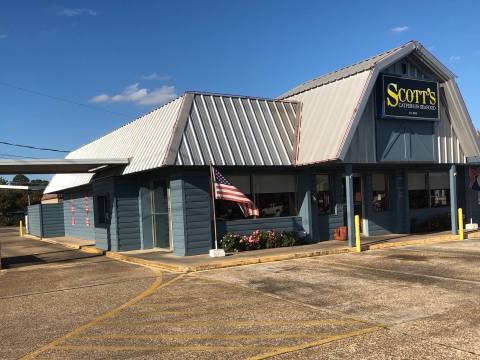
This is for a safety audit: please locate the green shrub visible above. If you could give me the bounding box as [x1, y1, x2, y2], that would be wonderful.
[221, 229, 298, 252]
[220, 233, 242, 252]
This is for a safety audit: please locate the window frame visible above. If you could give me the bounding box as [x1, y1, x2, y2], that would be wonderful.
[314, 173, 335, 216]
[95, 195, 109, 225]
[371, 173, 389, 212]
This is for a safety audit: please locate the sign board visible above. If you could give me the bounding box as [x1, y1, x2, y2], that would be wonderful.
[381, 75, 439, 120]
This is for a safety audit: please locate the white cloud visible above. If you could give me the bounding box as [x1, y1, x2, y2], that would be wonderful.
[142, 72, 172, 81]
[59, 8, 98, 17]
[91, 83, 177, 106]
[0, 34, 6, 39]
[449, 55, 461, 61]
[391, 26, 409, 33]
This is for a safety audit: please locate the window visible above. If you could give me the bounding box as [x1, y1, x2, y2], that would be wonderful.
[96, 195, 109, 224]
[408, 172, 450, 209]
[315, 174, 333, 215]
[401, 63, 407, 75]
[215, 175, 252, 220]
[372, 173, 388, 212]
[408, 173, 429, 209]
[214, 174, 297, 219]
[429, 173, 450, 207]
[255, 175, 296, 218]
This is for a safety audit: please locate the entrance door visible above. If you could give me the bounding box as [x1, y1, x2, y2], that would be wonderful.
[152, 180, 171, 249]
[353, 176, 363, 232]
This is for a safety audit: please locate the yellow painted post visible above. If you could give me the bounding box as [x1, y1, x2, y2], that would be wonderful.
[355, 215, 361, 252]
[458, 208, 464, 240]
[19, 220, 23, 237]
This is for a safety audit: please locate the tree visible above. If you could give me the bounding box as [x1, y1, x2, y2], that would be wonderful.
[0, 176, 49, 226]
[11, 174, 30, 186]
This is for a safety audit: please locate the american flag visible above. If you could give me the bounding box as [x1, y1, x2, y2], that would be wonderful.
[213, 168, 259, 217]
[469, 167, 480, 190]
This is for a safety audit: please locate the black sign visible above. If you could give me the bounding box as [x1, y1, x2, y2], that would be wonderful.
[381, 75, 439, 120]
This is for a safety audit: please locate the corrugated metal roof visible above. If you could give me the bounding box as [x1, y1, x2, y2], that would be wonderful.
[46, 93, 299, 193]
[279, 42, 410, 99]
[46, 95, 186, 193]
[174, 94, 299, 166]
[288, 70, 373, 165]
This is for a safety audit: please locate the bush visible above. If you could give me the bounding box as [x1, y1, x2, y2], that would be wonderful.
[220, 229, 298, 252]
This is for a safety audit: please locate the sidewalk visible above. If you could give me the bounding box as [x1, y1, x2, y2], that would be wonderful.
[24, 234, 102, 254]
[26, 230, 476, 273]
[106, 230, 474, 273]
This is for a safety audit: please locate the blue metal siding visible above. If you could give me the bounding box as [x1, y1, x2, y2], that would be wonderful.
[62, 191, 95, 240]
[182, 173, 212, 255]
[115, 177, 142, 251]
[376, 119, 435, 162]
[170, 177, 187, 256]
[28, 204, 42, 237]
[217, 217, 303, 237]
[41, 203, 65, 237]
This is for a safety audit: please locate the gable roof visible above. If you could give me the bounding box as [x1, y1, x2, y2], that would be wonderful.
[45, 93, 299, 193]
[46, 40, 480, 193]
[281, 40, 479, 165]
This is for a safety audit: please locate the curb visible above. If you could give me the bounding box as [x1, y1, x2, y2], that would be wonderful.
[23, 234, 105, 255]
[105, 247, 354, 273]
[105, 234, 472, 273]
[21, 231, 475, 273]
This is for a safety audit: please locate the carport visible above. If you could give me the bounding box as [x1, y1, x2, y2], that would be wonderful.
[0, 158, 129, 239]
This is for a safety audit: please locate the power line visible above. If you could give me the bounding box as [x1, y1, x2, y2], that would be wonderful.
[0, 80, 136, 119]
[0, 140, 70, 153]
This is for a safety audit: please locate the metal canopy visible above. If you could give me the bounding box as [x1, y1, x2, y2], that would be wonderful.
[0, 158, 130, 174]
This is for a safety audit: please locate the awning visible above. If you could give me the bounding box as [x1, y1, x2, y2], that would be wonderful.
[0, 158, 130, 174]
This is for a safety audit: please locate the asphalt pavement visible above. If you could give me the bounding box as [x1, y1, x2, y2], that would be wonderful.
[1, 227, 479, 359]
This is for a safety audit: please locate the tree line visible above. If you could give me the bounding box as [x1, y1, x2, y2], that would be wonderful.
[0, 175, 49, 226]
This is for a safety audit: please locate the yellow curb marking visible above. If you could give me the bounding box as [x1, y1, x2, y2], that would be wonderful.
[19, 270, 185, 360]
[76, 333, 322, 341]
[247, 326, 384, 360]
[93, 319, 357, 328]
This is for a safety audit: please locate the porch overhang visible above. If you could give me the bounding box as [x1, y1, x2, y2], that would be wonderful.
[0, 158, 130, 174]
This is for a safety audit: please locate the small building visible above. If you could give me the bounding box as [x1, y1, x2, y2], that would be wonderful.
[36, 41, 480, 255]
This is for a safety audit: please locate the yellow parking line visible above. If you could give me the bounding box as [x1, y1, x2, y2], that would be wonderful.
[80, 333, 321, 340]
[19, 270, 184, 360]
[93, 318, 357, 328]
[54, 344, 272, 352]
[247, 326, 384, 359]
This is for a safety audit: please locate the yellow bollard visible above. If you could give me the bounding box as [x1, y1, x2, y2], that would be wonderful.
[19, 220, 23, 237]
[458, 208, 464, 240]
[355, 215, 361, 252]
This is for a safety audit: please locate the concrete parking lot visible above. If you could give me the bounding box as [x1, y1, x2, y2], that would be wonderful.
[1, 227, 479, 359]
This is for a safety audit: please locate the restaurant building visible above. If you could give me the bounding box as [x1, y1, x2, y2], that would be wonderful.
[30, 41, 480, 255]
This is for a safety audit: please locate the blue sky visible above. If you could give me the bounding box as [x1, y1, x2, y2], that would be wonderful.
[0, 0, 479, 177]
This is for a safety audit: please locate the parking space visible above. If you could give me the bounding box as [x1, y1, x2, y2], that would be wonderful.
[2, 227, 479, 359]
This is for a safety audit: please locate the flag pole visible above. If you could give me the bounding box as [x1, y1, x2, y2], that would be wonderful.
[209, 162, 219, 251]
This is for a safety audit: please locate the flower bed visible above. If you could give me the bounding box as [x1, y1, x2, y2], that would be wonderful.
[220, 229, 298, 252]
